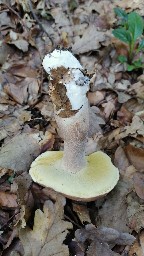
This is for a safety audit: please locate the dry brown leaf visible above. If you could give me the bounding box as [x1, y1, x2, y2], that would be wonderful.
[114, 146, 130, 175]
[26, 77, 40, 105]
[124, 144, 144, 171]
[0, 191, 18, 208]
[106, 115, 144, 146]
[0, 12, 13, 28]
[129, 81, 144, 100]
[125, 115, 144, 137]
[0, 117, 21, 142]
[87, 241, 115, 256]
[89, 1, 116, 25]
[72, 25, 107, 54]
[0, 41, 14, 65]
[124, 98, 144, 114]
[0, 209, 9, 229]
[8, 64, 38, 78]
[127, 192, 144, 232]
[4, 83, 28, 105]
[7, 30, 29, 52]
[0, 167, 13, 178]
[88, 106, 105, 136]
[129, 240, 143, 256]
[102, 101, 115, 119]
[19, 196, 72, 256]
[97, 181, 132, 233]
[117, 91, 131, 103]
[75, 224, 135, 256]
[133, 173, 144, 200]
[39, 131, 55, 153]
[0, 133, 40, 173]
[14, 172, 33, 227]
[51, 8, 70, 27]
[88, 91, 105, 106]
[11, 39, 29, 52]
[73, 203, 91, 224]
[117, 105, 133, 125]
[116, 0, 144, 16]
[129, 232, 144, 256]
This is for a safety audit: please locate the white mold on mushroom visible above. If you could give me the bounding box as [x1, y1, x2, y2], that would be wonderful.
[42, 49, 83, 73]
[42, 49, 89, 110]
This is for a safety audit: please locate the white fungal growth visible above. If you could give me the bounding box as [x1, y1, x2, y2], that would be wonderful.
[65, 69, 89, 110]
[42, 49, 82, 72]
[42, 49, 89, 110]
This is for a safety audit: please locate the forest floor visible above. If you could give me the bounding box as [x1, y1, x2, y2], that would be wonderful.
[0, 0, 144, 255]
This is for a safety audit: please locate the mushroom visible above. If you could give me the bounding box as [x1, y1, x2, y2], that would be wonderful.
[29, 49, 119, 201]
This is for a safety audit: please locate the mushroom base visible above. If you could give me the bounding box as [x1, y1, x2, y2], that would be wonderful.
[29, 151, 119, 202]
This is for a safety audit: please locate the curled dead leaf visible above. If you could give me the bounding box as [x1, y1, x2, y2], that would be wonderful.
[124, 144, 144, 171]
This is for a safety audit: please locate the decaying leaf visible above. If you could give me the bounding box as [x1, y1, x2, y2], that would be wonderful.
[127, 192, 144, 232]
[19, 195, 72, 256]
[87, 241, 115, 256]
[0, 133, 40, 173]
[10, 39, 29, 52]
[116, 0, 144, 16]
[39, 131, 55, 153]
[88, 106, 105, 136]
[129, 81, 144, 100]
[133, 172, 144, 200]
[97, 181, 132, 233]
[0, 12, 13, 28]
[0, 117, 21, 142]
[75, 224, 135, 256]
[124, 144, 144, 171]
[88, 91, 105, 106]
[0, 191, 18, 208]
[114, 146, 130, 174]
[72, 26, 108, 54]
[14, 172, 33, 227]
[73, 203, 91, 224]
[129, 232, 144, 256]
[4, 83, 28, 105]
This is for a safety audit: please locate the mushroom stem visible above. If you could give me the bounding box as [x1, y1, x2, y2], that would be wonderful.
[55, 99, 89, 173]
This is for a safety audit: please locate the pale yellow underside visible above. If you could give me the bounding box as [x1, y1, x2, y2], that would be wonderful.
[29, 151, 119, 200]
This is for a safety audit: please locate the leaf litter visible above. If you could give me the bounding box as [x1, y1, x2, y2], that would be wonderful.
[0, 0, 144, 255]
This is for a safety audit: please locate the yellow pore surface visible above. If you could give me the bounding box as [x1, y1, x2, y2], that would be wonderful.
[29, 151, 119, 201]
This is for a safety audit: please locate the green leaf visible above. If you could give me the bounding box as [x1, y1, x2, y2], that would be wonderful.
[112, 28, 132, 44]
[114, 8, 128, 20]
[127, 59, 143, 71]
[118, 55, 127, 63]
[133, 59, 143, 67]
[127, 64, 136, 71]
[138, 39, 144, 51]
[128, 12, 144, 41]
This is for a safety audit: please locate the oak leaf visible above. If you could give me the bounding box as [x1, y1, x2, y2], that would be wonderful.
[19, 196, 72, 256]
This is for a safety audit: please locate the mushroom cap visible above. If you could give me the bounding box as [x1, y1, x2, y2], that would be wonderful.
[42, 49, 83, 74]
[29, 151, 119, 201]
